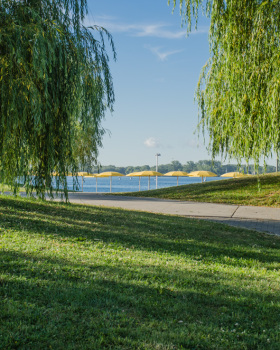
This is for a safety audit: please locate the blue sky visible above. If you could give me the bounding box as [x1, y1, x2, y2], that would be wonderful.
[85, 0, 211, 167]
[86, 0, 277, 168]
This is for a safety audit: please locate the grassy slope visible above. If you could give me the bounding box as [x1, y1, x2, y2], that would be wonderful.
[0, 195, 280, 349]
[119, 173, 280, 207]
[1, 184, 25, 193]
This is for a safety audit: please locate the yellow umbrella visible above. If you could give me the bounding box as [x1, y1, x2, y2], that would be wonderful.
[221, 172, 246, 178]
[137, 171, 163, 190]
[188, 170, 217, 183]
[138, 171, 163, 176]
[52, 172, 73, 176]
[126, 172, 142, 191]
[95, 171, 124, 193]
[126, 172, 142, 176]
[164, 171, 189, 186]
[96, 171, 125, 177]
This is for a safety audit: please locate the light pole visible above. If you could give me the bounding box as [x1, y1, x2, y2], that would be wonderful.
[155, 153, 161, 189]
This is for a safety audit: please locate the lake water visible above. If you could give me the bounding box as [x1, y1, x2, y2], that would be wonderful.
[66, 176, 225, 193]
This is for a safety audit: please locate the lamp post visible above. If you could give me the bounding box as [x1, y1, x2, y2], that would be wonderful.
[155, 153, 161, 189]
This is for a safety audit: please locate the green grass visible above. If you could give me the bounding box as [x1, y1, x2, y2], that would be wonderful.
[0, 195, 280, 349]
[0, 184, 25, 193]
[119, 173, 280, 207]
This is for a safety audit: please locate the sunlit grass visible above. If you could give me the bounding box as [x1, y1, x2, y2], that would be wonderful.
[0, 195, 280, 349]
[0, 184, 25, 193]
[120, 173, 280, 207]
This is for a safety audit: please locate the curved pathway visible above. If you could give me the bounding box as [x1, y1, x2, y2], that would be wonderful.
[66, 192, 280, 236]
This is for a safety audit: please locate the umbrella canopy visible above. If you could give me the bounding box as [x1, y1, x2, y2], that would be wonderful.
[126, 172, 142, 177]
[137, 171, 163, 190]
[52, 172, 73, 176]
[96, 171, 124, 177]
[164, 171, 189, 186]
[95, 172, 124, 193]
[53, 172, 89, 176]
[138, 171, 163, 177]
[189, 171, 217, 177]
[188, 170, 217, 183]
[221, 172, 245, 178]
[164, 171, 189, 176]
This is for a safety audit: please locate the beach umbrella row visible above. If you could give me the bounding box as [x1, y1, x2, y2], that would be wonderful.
[53, 171, 125, 192]
[126, 170, 190, 191]
[52, 170, 251, 193]
[127, 171, 164, 190]
[85, 171, 124, 193]
[125, 170, 250, 189]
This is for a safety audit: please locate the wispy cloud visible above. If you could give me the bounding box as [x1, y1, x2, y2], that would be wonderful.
[134, 24, 186, 39]
[84, 16, 208, 39]
[147, 46, 183, 61]
[144, 137, 160, 148]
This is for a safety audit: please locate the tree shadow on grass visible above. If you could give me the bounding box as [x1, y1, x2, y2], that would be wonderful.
[1, 250, 279, 349]
[1, 197, 280, 270]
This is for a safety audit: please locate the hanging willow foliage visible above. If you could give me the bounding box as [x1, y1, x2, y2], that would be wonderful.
[170, 0, 280, 165]
[0, 0, 116, 198]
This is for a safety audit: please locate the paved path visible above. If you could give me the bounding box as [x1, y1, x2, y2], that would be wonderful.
[65, 193, 280, 236]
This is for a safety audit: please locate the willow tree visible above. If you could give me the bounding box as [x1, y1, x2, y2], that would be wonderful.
[0, 0, 115, 198]
[170, 0, 280, 166]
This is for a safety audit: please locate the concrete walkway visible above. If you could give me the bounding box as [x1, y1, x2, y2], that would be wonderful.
[65, 192, 280, 236]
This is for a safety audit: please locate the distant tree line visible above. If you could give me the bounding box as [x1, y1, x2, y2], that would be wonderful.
[86, 160, 276, 176]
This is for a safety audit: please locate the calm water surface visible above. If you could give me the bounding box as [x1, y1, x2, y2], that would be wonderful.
[66, 176, 225, 193]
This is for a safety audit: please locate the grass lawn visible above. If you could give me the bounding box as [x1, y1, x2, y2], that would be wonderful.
[0, 184, 25, 193]
[0, 195, 280, 349]
[119, 173, 280, 208]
